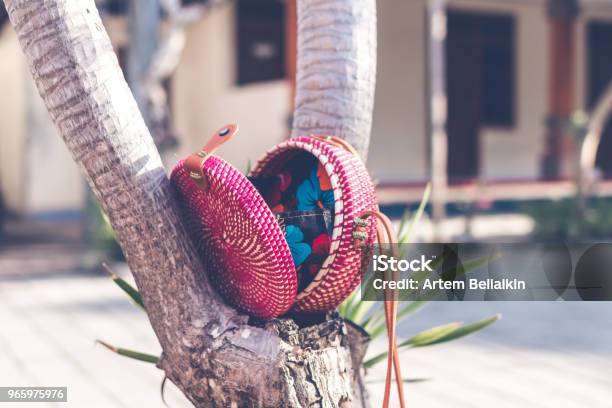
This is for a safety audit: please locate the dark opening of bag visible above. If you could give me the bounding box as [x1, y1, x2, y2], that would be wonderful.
[249, 151, 336, 293]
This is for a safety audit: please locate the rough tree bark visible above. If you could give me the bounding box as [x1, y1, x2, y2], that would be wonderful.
[4, 0, 376, 406]
[291, 0, 377, 159]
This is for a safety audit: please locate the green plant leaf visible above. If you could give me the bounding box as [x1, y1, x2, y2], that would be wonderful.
[397, 183, 431, 244]
[360, 249, 498, 339]
[342, 292, 377, 326]
[396, 208, 412, 242]
[365, 300, 429, 338]
[395, 251, 498, 303]
[96, 340, 159, 364]
[339, 288, 359, 318]
[363, 314, 501, 369]
[341, 184, 431, 324]
[420, 314, 501, 347]
[160, 376, 171, 408]
[399, 322, 462, 347]
[365, 322, 460, 368]
[103, 263, 145, 311]
[363, 352, 389, 369]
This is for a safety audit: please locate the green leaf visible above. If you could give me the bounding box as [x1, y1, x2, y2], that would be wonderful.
[345, 298, 376, 326]
[363, 315, 501, 369]
[112, 277, 145, 310]
[364, 351, 389, 369]
[397, 183, 431, 244]
[395, 300, 429, 325]
[365, 322, 460, 368]
[338, 288, 357, 318]
[396, 208, 412, 242]
[395, 251, 498, 303]
[365, 300, 429, 338]
[160, 376, 171, 408]
[96, 340, 159, 364]
[400, 322, 461, 348]
[421, 314, 501, 347]
[453, 254, 501, 279]
[102, 263, 145, 311]
[347, 184, 432, 326]
[360, 250, 498, 339]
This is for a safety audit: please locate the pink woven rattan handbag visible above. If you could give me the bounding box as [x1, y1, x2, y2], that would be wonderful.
[171, 124, 406, 406]
[171, 124, 378, 318]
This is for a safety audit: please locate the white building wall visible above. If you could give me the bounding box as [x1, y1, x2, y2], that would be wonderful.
[171, 3, 291, 173]
[23, 76, 86, 215]
[0, 26, 27, 212]
[0, 26, 85, 216]
[368, 0, 428, 183]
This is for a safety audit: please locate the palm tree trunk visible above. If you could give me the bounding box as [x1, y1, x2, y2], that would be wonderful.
[4, 0, 375, 406]
[292, 0, 377, 159]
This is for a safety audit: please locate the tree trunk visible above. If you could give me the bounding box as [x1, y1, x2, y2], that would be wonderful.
[291, 0, 377, 160]
[4, 0, 375, 407]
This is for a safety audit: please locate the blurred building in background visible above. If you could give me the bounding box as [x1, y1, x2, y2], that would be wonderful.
[1, 0, 612, 221]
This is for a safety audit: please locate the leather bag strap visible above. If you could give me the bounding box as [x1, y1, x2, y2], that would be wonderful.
[311, 135, 361, 157]
[356, 210, 406, 408]
[184, 124, 238, 190]
[316, 135, 405, 407]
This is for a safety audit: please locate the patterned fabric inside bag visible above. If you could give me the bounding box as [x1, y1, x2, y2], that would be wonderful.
[249, 154, 335, 292]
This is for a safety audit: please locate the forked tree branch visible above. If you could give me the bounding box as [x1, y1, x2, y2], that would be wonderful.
[4, 0, 376, 406]
[292, 0, 377, 159]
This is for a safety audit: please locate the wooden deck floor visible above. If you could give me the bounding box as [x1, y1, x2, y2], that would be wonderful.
[1, 244, 611, 407]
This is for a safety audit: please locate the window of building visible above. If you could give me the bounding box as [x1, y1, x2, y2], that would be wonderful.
[447, 10, 516, 128]
[587, 21, 612, 176]
[236, 0, 286, 85]
[1, 4, 8, 30]
[97, 0, 128, 16]
[97, 0, 207, 17]
[587, 21, 612, 108]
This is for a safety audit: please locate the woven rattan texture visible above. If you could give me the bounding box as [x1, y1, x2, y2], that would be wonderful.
[171, 155, 297, 319]
[252, 137, 378, 313]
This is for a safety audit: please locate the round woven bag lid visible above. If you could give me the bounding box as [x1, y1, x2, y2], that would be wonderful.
[171, 125, 297, 319]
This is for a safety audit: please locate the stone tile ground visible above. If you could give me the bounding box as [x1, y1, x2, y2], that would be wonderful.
[0, 244, 611, 407]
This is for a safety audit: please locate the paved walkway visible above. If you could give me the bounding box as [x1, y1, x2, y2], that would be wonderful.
[0, 246, 190, 408]
[1, 245, 611, 407]
[368, 302, 612, 407]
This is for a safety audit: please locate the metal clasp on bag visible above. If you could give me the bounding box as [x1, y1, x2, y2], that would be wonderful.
[353, 216, 370, 249]
[185, 124, 238, 190]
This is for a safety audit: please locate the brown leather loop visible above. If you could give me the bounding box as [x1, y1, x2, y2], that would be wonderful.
[184, 152, 209, 189]
[311, 135, 360, 157]
[357, 211, 406, 408]
[184, 124, 239, 190]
